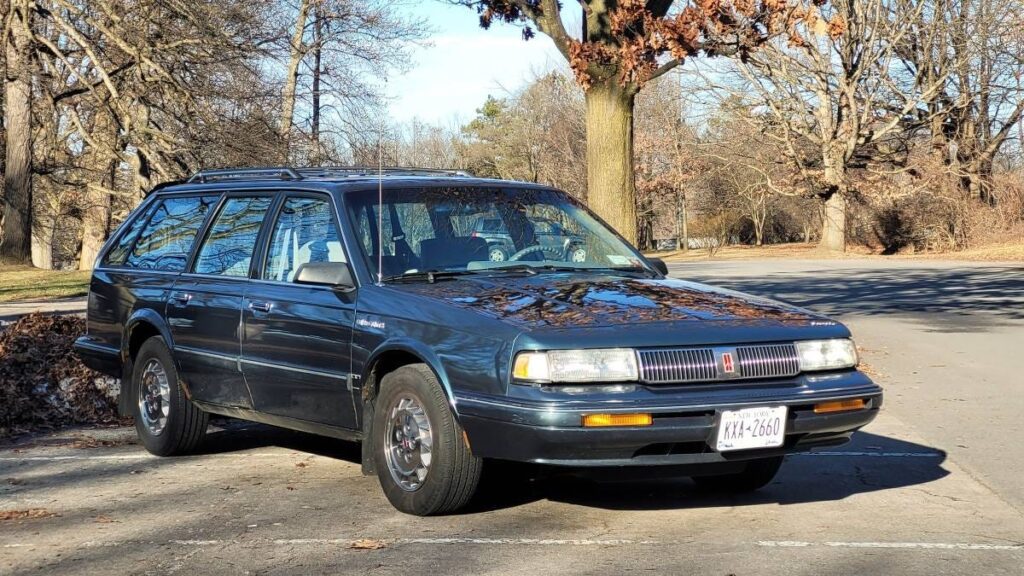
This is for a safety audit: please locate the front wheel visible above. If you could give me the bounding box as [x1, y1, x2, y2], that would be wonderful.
[132, 337, 208, 456]
[691, 456, 784, 493]
[373, 364, 482, 515]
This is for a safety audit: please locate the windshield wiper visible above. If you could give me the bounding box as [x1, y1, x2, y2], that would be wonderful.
[381, 269, 481, 284]
[588, 266, 659, 278]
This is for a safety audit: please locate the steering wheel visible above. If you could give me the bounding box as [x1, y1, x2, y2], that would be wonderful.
[509, 245, 564, 262]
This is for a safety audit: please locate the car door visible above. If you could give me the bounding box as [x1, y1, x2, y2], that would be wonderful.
[241, 193, 358, 428]
[166, 194, 274, 409]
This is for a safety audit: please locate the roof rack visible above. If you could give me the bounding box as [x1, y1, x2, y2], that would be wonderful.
[185, 166, 472, 184]
[296, 166, 472, 178]
[187, 167, 303, 183]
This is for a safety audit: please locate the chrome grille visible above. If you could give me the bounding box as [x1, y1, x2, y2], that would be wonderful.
[637, 343, 800, 384]
[637, 348, 717, 383]
[735, 343, 801, 379]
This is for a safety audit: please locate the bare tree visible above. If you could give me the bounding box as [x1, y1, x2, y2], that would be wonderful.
[277, 0, 424, 162]
[904, 0, 1024, 204]
[454, 0, 826, 245]
[697, 0, 953, 252]
[1, 0, 33, 265]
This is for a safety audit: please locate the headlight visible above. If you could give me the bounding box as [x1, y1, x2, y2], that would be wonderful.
[512, 349, 638, 383]
[795, 339, 858, 371]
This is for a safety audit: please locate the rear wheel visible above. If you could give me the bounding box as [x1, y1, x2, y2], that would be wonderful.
[132, 337, 208, 456]
[373, 364, 482, 515]
[691, 456, 784, 493]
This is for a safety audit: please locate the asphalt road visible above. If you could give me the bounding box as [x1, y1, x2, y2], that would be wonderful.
[2, 259, 1023, 575]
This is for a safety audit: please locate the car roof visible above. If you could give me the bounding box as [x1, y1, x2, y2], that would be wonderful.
[147, 167, 556, 197]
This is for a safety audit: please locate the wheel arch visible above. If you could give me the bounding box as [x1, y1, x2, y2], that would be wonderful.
[119, 310, 176, 416]
[358, 339, 460, 476]
[359, 339, 458, 417]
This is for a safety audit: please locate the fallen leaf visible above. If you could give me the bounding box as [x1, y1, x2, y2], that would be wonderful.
[295, 462, 309, 468]
[350, 539, 387, 550]
[0, 508, 58, 521]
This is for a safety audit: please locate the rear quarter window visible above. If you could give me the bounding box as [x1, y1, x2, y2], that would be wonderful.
[125, 195, 219, 271]
[103, 202, 158, 267]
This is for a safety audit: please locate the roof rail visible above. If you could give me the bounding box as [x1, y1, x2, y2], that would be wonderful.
[185, 166, 473, 184]
[295, 166, 472, 178]
[187, 167, 303, 183]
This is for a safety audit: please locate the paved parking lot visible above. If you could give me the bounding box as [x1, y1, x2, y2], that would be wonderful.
[2, 259, 1022, 575]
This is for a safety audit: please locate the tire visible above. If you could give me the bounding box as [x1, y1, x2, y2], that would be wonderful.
[373, 364, 482, 515]
[569, 246, 587, 263]
[691, 456, 784, 493]
[132, 337, 208, 456]
[488, 246, 508, 262]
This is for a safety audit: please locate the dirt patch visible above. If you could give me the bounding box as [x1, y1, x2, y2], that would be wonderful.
[0, 313, 126, 439]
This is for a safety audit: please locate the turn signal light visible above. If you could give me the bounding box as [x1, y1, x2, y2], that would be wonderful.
[582, 413, 653, 427]
[813, 399, 866, 414]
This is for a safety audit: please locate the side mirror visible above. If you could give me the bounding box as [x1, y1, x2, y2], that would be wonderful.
[647, 257, 669, 276]
[294, 262, 355, 290]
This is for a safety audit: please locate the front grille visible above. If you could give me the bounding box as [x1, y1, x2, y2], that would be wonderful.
[735, 343, 801, 379]
[637, 348, 718, 383]
[637, 343, 800, 384]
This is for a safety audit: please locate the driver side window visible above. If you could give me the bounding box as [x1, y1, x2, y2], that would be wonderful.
[262, 196, 346, 282]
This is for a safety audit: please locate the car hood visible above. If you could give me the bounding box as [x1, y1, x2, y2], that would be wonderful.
[394, 273, 829, 330]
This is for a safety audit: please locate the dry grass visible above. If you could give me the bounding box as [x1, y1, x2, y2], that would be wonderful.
[648, 242, 1024, 262]
[0, 265, 90, 303]
[903, 242, 1024, 262]
[648, 243, 876, 262]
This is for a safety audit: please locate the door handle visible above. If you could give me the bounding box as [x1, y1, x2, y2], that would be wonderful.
[248, 301, 273, 313]
[171, 292, 192, 305]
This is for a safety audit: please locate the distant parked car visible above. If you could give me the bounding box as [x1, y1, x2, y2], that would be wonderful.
[471, 216, 587, 263]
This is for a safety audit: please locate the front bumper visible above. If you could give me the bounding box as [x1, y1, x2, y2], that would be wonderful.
[456, 370, 882, 467]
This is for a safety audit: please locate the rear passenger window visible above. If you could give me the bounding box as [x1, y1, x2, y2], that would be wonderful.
[263, 197, 345, 282]
[193, 196, 272, 277]
[126, 196, 218, 271]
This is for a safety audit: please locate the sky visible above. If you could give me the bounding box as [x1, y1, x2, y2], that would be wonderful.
[386, 3, 581, 126]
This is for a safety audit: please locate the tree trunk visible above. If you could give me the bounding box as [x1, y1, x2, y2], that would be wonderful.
[0, 0, 33, 265]
[964, 158, 996, 206]
[31, 216, 53, 270]
[280, 0, 311, 145]
[79, 170, 113, 270]
[79, 116, 117, 270]
[585, 81, 637, 244]
[820, 189, 847, 252]
[310, 4, 322, 163]
[676, 190, 688, 251]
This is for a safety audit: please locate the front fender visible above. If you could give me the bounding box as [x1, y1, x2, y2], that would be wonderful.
[361, 337, 459, 417]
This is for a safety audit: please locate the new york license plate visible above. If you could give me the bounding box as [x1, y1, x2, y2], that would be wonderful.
[715, 406, 788, 452]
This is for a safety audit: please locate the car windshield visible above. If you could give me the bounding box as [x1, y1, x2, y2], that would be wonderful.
[346, 186, 649, 280]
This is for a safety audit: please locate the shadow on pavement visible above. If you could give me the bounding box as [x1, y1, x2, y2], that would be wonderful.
[194, 418, 362, 464]
[466, 431, 948, 513]
[680, 265, 1024, 332]
[186, 422, 948, 514]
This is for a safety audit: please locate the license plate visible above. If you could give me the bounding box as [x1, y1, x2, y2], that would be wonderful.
[715, 406, 787, 452]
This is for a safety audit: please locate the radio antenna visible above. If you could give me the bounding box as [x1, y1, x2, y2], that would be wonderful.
[376, 133, 384, 285]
